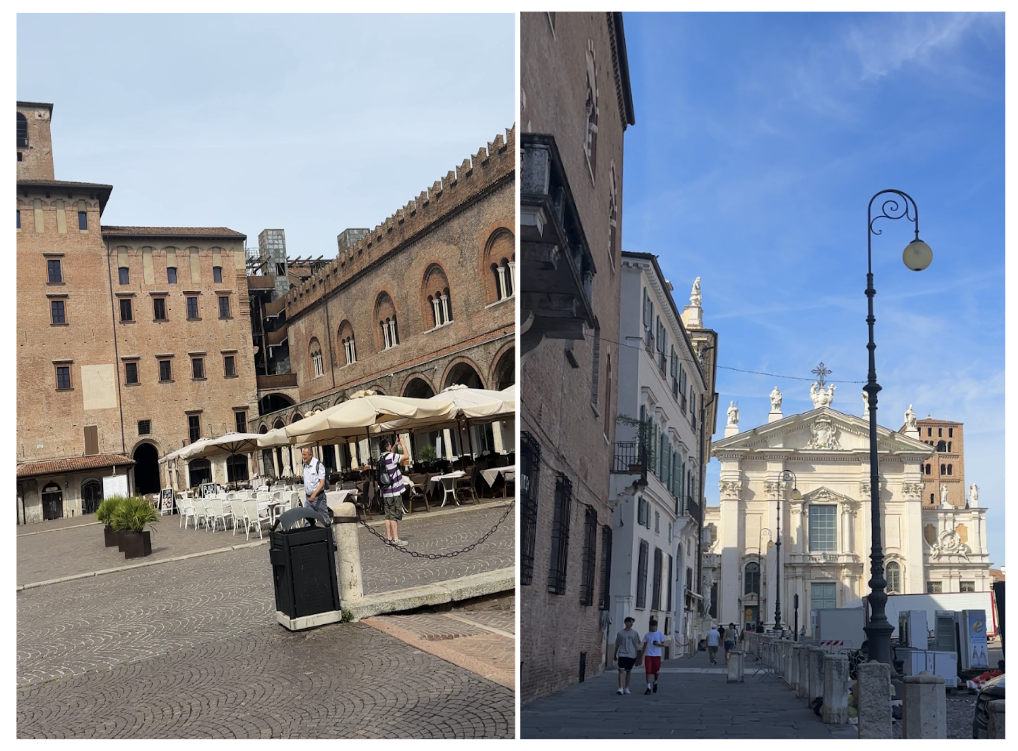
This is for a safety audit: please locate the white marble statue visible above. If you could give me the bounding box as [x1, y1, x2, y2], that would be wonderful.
[690, 277, 702, 307]
[769, 386, 782, 412]
[905, 404, 917, 432]
[809, 382, 836, 408]
[862, 391, 870, 418]
[969, 484, 979, 507]
[727, 400, 739, 426]
[940, 482, 950, 507]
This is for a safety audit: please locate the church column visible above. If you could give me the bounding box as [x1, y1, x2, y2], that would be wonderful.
[841, 504, 851, 553]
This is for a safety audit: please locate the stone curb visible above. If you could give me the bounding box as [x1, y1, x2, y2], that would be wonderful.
[17, 521, 103, 537]
[344, 567, 515, 621]
[17, 539, 271, 590]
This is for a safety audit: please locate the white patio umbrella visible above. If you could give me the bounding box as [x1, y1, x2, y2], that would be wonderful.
[165, 432, 265, 488]
[379, 384, 514, 432]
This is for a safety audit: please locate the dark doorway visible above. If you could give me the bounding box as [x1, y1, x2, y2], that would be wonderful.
[402, 378, 435, 399]
[444, 361, 483, 390]
[226, 454, 249, 483]
[133, 443, 161, 495]
[42, 482, 63, 520]
[81, 479, 103, 515]
[493, 347, 515, 390]
[258, 392, 295, 416]
[188, 457, 212, 487]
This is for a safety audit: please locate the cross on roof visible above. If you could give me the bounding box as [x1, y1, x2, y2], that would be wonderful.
[811, 362, 832, 388]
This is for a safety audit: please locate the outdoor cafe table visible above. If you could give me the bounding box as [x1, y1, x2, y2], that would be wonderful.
[480, 465, 517, 488]
[325, 488, 359, 512]
[428, 471, 465, 507]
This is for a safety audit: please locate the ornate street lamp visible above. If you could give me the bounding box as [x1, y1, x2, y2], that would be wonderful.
[774, 469, 802, 634]
[864, 190, 932, 666]
[756, 527, 771, 634]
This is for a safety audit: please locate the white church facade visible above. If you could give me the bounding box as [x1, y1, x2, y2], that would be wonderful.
[704, 383, 990, 634]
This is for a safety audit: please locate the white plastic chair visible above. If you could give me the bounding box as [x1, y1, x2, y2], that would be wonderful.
[238, 499, 270, 540]
[207, 498, 226, 532]
[193, 497, 210, 530]
[178, 497, 196, 529]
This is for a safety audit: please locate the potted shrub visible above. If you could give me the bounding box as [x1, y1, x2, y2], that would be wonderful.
[419, 444, 437, 471]
[96, 495, 127, 548]
[110, 496, 158, 559]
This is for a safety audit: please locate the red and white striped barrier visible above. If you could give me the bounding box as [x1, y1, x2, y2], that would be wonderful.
[819, 641, 844, 648]
[966, 670, 1002, 691]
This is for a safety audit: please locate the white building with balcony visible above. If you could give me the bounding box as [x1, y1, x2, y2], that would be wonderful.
[608, 252, 717, 657]
[705, 383, 990, 635]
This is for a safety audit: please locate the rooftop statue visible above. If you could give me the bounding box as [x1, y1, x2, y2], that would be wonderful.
[690, 277, 702, 307]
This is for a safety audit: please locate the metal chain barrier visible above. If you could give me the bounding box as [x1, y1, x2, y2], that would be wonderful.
[357, 500, 515, 559]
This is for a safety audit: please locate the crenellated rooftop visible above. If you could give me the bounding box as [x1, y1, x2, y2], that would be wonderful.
[284, 125, 515, 321]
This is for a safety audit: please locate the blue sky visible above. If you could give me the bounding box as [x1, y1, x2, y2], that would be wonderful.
[16, 13, 515, 255]
[620, 12, 1005, 567]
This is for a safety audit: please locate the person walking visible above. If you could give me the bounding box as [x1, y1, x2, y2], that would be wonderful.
[724, 623, 737, 662]
[378, 436, 408, 546]
[706, 623, 721, 664]
[641, 617, 666, 694]
[613, 616, 641, 695]
[300, 446, 334, 551]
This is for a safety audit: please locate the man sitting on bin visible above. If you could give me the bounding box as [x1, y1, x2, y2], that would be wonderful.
[301, 446, 335, 551]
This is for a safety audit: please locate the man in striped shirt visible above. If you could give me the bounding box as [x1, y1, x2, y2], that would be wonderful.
[379, 436, 408, 546]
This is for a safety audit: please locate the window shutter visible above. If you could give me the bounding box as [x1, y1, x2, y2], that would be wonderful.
[84, 426, 99, 456]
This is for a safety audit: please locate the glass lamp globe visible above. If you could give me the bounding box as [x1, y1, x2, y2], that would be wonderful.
[903, 239, 933, 272]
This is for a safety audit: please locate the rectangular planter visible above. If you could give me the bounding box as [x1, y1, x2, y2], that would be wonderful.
[104, 525, 119, 548]
[121, 530, 152, 559]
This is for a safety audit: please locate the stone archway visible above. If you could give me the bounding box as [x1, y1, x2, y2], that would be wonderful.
[42, 482, 63, 521]
[402, 377, 436, 399]
[443, 359, 484, 390]
[133, 443, 161, 495]
[491, 346, 515, 390]
[81, 479, 103, 515]
[258, 392, 296, 416]
[188, 457, 212, 488]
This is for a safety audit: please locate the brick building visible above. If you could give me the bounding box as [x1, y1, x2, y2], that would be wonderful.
[907, 416, 966, 508]
[519, 13, 636, 702]
[16, 101, 258, 522]
[248, 127, 516, 477]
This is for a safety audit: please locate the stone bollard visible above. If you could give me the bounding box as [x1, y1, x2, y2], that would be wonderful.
[727, 650, 745, 683]
[902, 673, 946, 738]
[333, 501, 364, 602]
[857, 661, 892, 738]
[796, 645, 809, 700]
[789, 644, 800, 691]
[807, 648, 825, 705]
[987, 700, 1005, 739]
[822, 653, 850, 724]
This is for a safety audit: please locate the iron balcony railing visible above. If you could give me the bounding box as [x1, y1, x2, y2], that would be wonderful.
[612, 440, 648, 483]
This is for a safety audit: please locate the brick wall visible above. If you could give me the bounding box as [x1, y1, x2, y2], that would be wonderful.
[520, 11, 631, 702]
[17, 102, 55, 181]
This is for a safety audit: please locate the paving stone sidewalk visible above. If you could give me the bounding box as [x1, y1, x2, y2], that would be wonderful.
[17, 499, 512, 586]
[522, 646, 856, 739]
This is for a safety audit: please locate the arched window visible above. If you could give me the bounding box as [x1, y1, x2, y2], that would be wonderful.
[374, 292, 399, 351]
[309, 339, 324, 378]
[886, 561, 901, 594]
[924, 463, 931, 475]
[17, 113, 28, 147]
[744, 562, 760, 595]
[937, 440, 946, 452]
[941, 464, 946, 475]
[338, 320, 356, 365]
[482, 229, 515, 304]
[948, 442, 952, 452]
[422, 264, 453, 329]
[947, 464, 952, 476]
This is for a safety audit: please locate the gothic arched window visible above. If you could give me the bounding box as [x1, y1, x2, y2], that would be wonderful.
[744, 562, 760, 595]
[886, 561, 901, 594]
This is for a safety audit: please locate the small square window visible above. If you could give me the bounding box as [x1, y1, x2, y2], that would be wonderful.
[138, 419, 151, 435]
[118, 267, 130, 285]
[213, 266, 223, 284]
[17, 153, 22, 163]
[186, 296, 199, 319]
[235, 411, 246, 433]
[56, 366, 71, 390]
[276, 263, 286, 276]
[125, 361, 139, 384]
[153, 298, 167, 320]
[159, 360, 172, 382]
[960, 581, 975, 593]
[51, 300, 66, 324]
[78, 211, 88, 231]
[218, 296, 231, 319]
[224, 355, 236, 377]
[192, 358, 205, 380]
[167, 267, 177, 284]
[47, 259, 62, 283]
[119, 298, 133, 322]
[188, 414, 201, 444]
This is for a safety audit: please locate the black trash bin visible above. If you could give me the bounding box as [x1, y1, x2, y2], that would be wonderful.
[269, 506, 342, 630]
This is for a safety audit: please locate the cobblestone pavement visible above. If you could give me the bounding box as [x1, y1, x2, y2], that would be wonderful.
[522, 647, 856, 738]
[17, 499, 512, 586]
[16, 506, 515, 738]
[368, 596, 515, 690]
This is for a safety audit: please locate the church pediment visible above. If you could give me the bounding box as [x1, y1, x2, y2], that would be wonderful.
[712, 407, 933, 457]
[802, 486, 855, 505]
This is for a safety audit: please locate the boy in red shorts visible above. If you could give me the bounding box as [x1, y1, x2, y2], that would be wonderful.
[641, 617, 666, 694]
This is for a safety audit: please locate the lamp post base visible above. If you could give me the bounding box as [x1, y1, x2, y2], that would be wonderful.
[863, 619, 896, 667]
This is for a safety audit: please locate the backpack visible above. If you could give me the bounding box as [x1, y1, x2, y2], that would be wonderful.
[376, 454, 394, 490]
